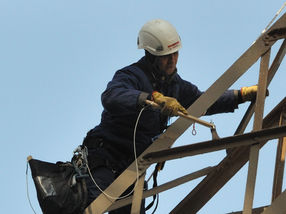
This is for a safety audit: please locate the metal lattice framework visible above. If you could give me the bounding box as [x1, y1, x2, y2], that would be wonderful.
[84, 12, 286, 214]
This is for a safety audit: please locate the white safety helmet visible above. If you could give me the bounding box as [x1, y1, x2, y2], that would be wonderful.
[137, 19, 182, 56]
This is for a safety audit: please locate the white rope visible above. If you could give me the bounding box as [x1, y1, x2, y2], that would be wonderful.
[26, 162, 37, 214]
[87, 106, 147, 200]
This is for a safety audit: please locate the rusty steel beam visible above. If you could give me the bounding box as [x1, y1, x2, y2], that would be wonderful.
[142, 125, 286, 165]
[171, 37, 286, 214]
[235, 39, 286, 137]
[130, 173, 145, 213]
[171, 97, 286, 214]
[226, 206, 268, 214]
[107, 167, 214, 211]
[272, 109, 286, 201]
[262, 189, 286, 214]
[243, 48, 270, 214]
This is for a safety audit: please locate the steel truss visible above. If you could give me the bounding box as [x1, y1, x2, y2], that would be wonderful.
[84, 12, 286, 214]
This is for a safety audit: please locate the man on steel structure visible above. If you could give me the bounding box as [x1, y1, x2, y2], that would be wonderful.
[82, 19, 258, 213]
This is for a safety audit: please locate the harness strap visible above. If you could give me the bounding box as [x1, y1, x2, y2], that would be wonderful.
[145, 162, 163, 211]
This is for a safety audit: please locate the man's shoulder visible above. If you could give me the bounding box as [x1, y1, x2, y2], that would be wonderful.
[121, 63, 143, 72]
[117, 58, 147, 77]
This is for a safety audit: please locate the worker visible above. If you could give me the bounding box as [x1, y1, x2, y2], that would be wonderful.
[82, 19, 259, 213]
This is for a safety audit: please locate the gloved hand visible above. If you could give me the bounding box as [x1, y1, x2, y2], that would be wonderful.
[240, 85, 269, 102]
[152, 91, 188, 116]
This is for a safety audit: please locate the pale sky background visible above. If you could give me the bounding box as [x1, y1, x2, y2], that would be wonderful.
[1, 1, 286, 213]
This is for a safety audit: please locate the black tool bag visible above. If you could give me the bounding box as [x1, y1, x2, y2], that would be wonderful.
[28, 158, 87, 214]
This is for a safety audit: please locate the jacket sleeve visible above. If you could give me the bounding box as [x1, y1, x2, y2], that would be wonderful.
[205, 90, 239, 115]
[176, 76, 239, 115]
[101, 68, 150, 115]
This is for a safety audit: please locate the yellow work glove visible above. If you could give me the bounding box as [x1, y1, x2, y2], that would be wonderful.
[241, 85, 269, 102]
[152, 91, 188, 116]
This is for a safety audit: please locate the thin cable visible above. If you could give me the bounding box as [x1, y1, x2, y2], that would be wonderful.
[261, 2, 286, 34]
[87, 106, 147, 200]
[26, 162, 37, 214]
[253, 2, 286, 44]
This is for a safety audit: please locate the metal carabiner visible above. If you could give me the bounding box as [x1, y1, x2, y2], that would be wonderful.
[192, 123, 197, 136]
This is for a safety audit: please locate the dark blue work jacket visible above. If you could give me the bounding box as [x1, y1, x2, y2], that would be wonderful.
[87, 57, 238, 162]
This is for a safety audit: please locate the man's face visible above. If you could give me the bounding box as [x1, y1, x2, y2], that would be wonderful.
[155, 52, 179, 76]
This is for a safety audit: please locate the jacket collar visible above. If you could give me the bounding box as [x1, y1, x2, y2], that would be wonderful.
[138, 57, 178, 85]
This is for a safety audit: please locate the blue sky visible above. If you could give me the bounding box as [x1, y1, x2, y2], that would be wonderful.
[1, 1, 286, 213]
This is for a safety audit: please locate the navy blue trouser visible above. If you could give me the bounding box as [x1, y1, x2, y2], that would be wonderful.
[85, 166, 146, 214]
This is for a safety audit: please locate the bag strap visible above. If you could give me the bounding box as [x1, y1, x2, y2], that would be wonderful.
[145, 162, 164, 212]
